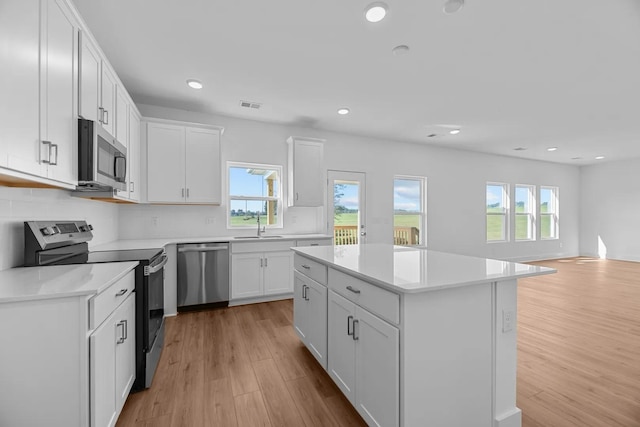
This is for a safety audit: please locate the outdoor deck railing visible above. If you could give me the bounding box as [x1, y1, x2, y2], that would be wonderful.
[333, 225, 419, 245]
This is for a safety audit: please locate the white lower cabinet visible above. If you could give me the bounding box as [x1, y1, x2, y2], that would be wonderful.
[231, 250, 293, 299]
[293, 271, 327, 369]
[327, 290, 400, 427]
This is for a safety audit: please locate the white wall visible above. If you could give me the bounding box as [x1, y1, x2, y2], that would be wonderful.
[0, 187, 119, 271]
[580, 158, 640, 261]
[121, 104, 580, 262]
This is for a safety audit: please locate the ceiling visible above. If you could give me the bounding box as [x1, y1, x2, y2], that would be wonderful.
[73, 0, 640, 165]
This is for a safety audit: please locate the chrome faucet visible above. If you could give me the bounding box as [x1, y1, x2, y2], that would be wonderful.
[257, 215, 265, 237]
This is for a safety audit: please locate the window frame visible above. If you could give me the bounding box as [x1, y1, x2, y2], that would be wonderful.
[393, 175, 427, 246]
[227, 161, 284, 229]
[486, 182, 509, 243]
[539, 186, 559, 240]
[515, 184, 536, 241]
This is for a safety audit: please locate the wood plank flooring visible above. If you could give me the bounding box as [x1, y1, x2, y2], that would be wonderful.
[117, 258, 640, 427]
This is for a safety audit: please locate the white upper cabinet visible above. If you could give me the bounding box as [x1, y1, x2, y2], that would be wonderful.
[127, 109, 141, 202]
[79, 31, 100, 122]
[0, 0, 42, 174]
[115, 86, 129, 145]
[100, 65, 117, 138]
[146, 120, 222, 204]
[287, 136, 324, 207]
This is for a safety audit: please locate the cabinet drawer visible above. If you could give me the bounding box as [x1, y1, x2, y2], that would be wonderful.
[90, 270, 135, 330]
[294, 254, 327, 285]
[296, 238, 332, 247]
[329, 268, 399, 325]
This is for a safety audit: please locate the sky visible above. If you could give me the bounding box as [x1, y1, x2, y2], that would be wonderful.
[335, 179, 422, 212]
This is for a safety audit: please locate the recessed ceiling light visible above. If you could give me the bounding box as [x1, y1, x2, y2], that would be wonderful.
[449, 129, 461, 135]
[595, 156, 605, 160]
[392, 45, 410, 56]
[186, 79, 203, 89]
[364, 2, 388, 23]
[547, 147, 558, 152]
[337, 108, 350, 115]
[443, 0, 464, 14]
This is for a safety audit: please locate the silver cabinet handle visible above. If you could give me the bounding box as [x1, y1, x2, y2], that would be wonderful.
[117, 321, 125, 344]
[182, 188, 185, 198]
[98, 107, 104, 123]
[301, 264, 311, 269]
[49, 143, 58, 166]
[103, 109, 109, 125]
[186, 188, 190, 198]
[260, 258, 263, 268]
[302, 284, 307, 300]
[265, 258, 268, 267]
[41, 141, 52, 164]
[122, 319, 128, 341]
[296, 192, 299, 200]
[352, 319, 359, 341]
[346, 285, 361, 294]
[115, 289, 127, 297]
[347, 315, 354, 336]
[310, 243, 319, 246]
[130, 182, 134, 192]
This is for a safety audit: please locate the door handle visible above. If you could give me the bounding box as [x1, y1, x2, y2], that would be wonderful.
[347, 315, 353, 336]
[352, 319, 359, 341]
[103, 109, 109, 125]
[360, 231, 367, 236]
[41, 141, 52, 164]
[116, 321, 125, 344]
[98, 107, 104, 123]
[115, 288, 128, 297]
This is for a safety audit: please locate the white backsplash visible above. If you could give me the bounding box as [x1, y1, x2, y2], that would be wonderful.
[0, 187, 119, 271]
[118, 203, 322, 239]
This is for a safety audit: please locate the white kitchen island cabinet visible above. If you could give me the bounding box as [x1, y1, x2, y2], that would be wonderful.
[0, 262, 138, 427]
[292, 244, 555, 427]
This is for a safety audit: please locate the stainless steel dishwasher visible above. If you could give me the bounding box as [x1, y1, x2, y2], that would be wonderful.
[177, 243, 230, 310]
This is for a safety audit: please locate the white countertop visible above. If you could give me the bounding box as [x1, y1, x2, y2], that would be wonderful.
[0, 262, 138, 303]
[92, 234, 332, 251]
[292, 244, 555, 293]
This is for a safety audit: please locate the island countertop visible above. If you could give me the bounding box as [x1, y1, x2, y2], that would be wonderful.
[292, 243, 555, 293]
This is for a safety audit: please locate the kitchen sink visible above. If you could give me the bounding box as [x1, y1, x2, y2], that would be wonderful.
[234, 235, 284, 239]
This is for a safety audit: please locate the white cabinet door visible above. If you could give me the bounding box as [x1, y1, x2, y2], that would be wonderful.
[79, 31, 100, 122]
[293, 274, 308, 342]
[41, 0, 77, 185]
[184, 127, 220, 204]
[90, 308, 117, 427]
[114, 293, 136, 415]
[127, 110, 141, 201]
[306, 277, 328, 369]
[263, 251, 293, 295]
[288, 137, 324, 207]
[328, 290, 356, 404]
[100, 64, 116, 137]
[115, 86, 128, 144]
[231, 253, 263, 299]
[355, 306, 400, 427]
[0, 0, 42, 173]
[147, 123, 185, 203]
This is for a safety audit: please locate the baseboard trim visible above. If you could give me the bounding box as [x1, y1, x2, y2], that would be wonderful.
[495, 407, 522, 427]
[229, 293, 293, 306]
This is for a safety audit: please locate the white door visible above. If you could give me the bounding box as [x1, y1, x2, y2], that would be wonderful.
[292, 139, 324, 206]
[306, 278, 328, 369]
[328, 290, 356, 404]
[115, 86, 129, 145]
[263, 251, 293, 295]
[115, 294, 136, 414]
[293, 274, 308, 342]
[231, 253, 263, 299]
[127, 110, 141, 201]
[90, 311, 117, 427]
[147, 123, 185, 203]
[79, 31, 100, 122]
[0, 0, 42, 173]
[42, 0, 77, 185]
[355, 306, 400, 427]
[100, 64, 116, 137]
[327, 170, 366, 245]
[184, 127, 220, 204]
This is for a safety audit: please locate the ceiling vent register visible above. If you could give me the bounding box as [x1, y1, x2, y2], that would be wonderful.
[240, 100, 262, 109]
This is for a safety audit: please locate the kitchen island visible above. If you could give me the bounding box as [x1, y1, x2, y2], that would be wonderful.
[291, 244, 555, 427]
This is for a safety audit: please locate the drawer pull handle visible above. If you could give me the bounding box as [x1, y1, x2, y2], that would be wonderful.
[310, 243, 319, 246]
[301, 264, 311, 269]
[346, 285, 361, 294]
[352, 319, 359, 341]
[347, 315, 354, 336]
[115, 289, 127, 297]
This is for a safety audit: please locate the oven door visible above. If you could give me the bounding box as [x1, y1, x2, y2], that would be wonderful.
[145, 253, 167, 350]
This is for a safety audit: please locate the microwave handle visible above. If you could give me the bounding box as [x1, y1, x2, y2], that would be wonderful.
[114, 155, 127, 183]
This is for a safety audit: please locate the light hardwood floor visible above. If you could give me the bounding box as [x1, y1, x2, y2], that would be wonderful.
[117, 257, 640, 427]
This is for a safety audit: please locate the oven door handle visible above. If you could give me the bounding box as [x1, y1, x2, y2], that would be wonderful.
[178, 246, 228, 253]
[144, 254, 168, 276]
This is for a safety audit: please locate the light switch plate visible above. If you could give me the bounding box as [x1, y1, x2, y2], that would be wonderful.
[502, 309, 514, 333]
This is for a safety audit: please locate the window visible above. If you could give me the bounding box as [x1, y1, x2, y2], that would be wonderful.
[486, 183, 509, 242]
[228, 162, 282, 228]
[393, 176, 426, 246]
[515, 185, 535, 241]
[540, 186, 559, 239]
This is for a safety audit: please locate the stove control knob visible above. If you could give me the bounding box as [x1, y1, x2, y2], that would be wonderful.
[40, 227, 51, 236]
[80, 225, 88, 232]
[88, 224, 93, 231]
[51, 226, 60, 235]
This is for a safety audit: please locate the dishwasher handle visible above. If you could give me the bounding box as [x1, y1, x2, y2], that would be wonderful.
[178, 246, 229, 253]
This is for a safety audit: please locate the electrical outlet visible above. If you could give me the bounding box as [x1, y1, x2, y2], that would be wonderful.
[502, 309, 514, 333]
[151, 217, 159, 227]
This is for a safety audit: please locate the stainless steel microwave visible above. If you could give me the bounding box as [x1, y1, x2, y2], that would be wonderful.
[77, 118, 126, 191]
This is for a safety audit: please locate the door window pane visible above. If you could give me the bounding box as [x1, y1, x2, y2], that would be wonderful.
[394, 177, 425, 246]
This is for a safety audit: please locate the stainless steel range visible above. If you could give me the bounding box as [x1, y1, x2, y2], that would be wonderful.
[24, 220, 167, 391]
